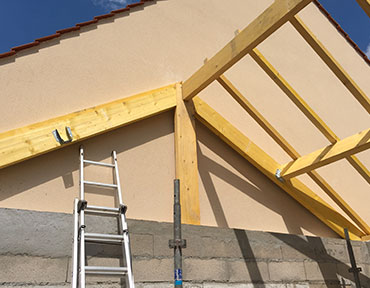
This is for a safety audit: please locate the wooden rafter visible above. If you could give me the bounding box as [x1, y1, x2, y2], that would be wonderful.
[0, 84, 177, 169]
[192, 96, 364, 240]
[174, 83, 200, 225]
[290, 16, 370, 114]
[217, 75, 370, 235]
[182, 0, 313, 101]
[279, 128, 370, 179]
[250, 48, 370, 185]
[250, 48, 337, 142]
[355, 0, 370, 18]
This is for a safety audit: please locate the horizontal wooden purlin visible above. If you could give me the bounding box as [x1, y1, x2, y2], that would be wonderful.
[0, 84, 177, 169]
[279, 128, 370, 179]
[250, 47, 370, 185]
[182, 0, 313, 101]
[192, 96, 364, 240]
[290, 16, 370, 114]
[217, 75, 370, 235]
[356, 0, 370, 18]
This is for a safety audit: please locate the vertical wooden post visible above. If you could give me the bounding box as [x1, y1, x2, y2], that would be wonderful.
[174, 83, 200, 225]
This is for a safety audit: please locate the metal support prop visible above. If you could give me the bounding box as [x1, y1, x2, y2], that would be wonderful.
[169, 179, 186, 288]
[344, 228, 362, 288]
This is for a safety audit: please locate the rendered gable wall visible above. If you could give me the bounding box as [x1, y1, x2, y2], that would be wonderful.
[0, 0, 369, 238]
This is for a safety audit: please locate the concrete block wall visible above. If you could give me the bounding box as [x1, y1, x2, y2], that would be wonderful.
[0, 208, 370, 287]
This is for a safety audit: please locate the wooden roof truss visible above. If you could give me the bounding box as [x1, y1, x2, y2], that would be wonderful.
[0, 0, 369, 240]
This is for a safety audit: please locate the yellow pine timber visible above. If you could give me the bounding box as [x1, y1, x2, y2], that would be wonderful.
[182, 0, 313, 100]
[174, 83, 200, 225]
[250, 48, 370, 185]
[355, 0, 370, 19]
[217, 75, 300, 159]
[290, 16, 370, 114]
[362, 235, 370, 241]
[192, 96, 364, 240]
[250, 48, 337, 143]
[217, 75, 370, 234]
[0, 84, 177, 169]
[279, 128, 370, 179]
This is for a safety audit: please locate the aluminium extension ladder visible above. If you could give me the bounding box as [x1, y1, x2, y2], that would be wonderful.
[72, 146, 135, 288]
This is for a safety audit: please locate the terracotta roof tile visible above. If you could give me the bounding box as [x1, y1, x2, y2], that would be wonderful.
[0, 51, 16, 58]
[0, 0, 368, 67]
[35, 33, 61, 42]
[11, 42, 39, 52]
[56, 26, 80, 34]
[94, 13, 115, 20]
[76, 19, 98, 27]
[127, 2, 144, 8]
[111, 7, 130, 14]
[0, 0, 155, 59]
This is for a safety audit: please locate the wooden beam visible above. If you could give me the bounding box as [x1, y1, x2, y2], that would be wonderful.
[182, 0, 313, 101]
[192, 96, 364, 240]
[279, 128, 370, 179]
[250, 48, 370, 185]
[355, 0, 370, 18]
[217, 75, 370, 235]
[218, 75, 300, 159]
[290, 15, 370, 114]
[174, 83, 200, 225]
[0, 84, 177, 169]
[250, 48, 337, 143]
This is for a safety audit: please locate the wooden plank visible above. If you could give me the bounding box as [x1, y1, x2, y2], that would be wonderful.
[279, 128, 370, 179]
[218, 75, 300, 159]
[174, 83, 200, 225]
[0, 84, 177, 169]
[355, 0, 370, 18]
[250, 48, 370, 185]
[192, 96, 364, 240]
[290, 16, 370, 114]
[217, 75, 370, 234]
[182, 0, 313, 100]
[250, 48, 337, 143]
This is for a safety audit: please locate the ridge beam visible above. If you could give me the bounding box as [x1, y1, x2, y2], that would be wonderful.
[182, 0, 313, 101]
[279, 128, 370, 179]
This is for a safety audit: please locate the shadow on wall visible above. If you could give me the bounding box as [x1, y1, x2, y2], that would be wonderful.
[233, 229, 370, 286]
[196, 120, 334, 237]
[0, 112, 174, 202]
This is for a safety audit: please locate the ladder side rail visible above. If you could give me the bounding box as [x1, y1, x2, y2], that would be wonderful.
[122, 231, 135, 287]
[79, 147, 86, 288]
[112, 151, 124, 207]
[112, 151, 135, 287]
[72, 198, 79, 288]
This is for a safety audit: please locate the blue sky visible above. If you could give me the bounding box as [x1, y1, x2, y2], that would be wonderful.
[0, 0, 369, 57]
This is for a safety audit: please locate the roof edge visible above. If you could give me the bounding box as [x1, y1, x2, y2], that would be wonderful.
[0, 0, 155, 59]
[314, 0, 370, 66]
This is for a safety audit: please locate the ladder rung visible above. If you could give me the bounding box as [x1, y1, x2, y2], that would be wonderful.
[85, 233, 124, 244]
[83, 180, 118, 188]
[85, 266, 127, 276]
[83, 159, 115, 168]
[85, 205, 120, 217]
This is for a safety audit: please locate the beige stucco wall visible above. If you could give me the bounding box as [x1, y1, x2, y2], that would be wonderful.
[0, 0, 369, 237]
